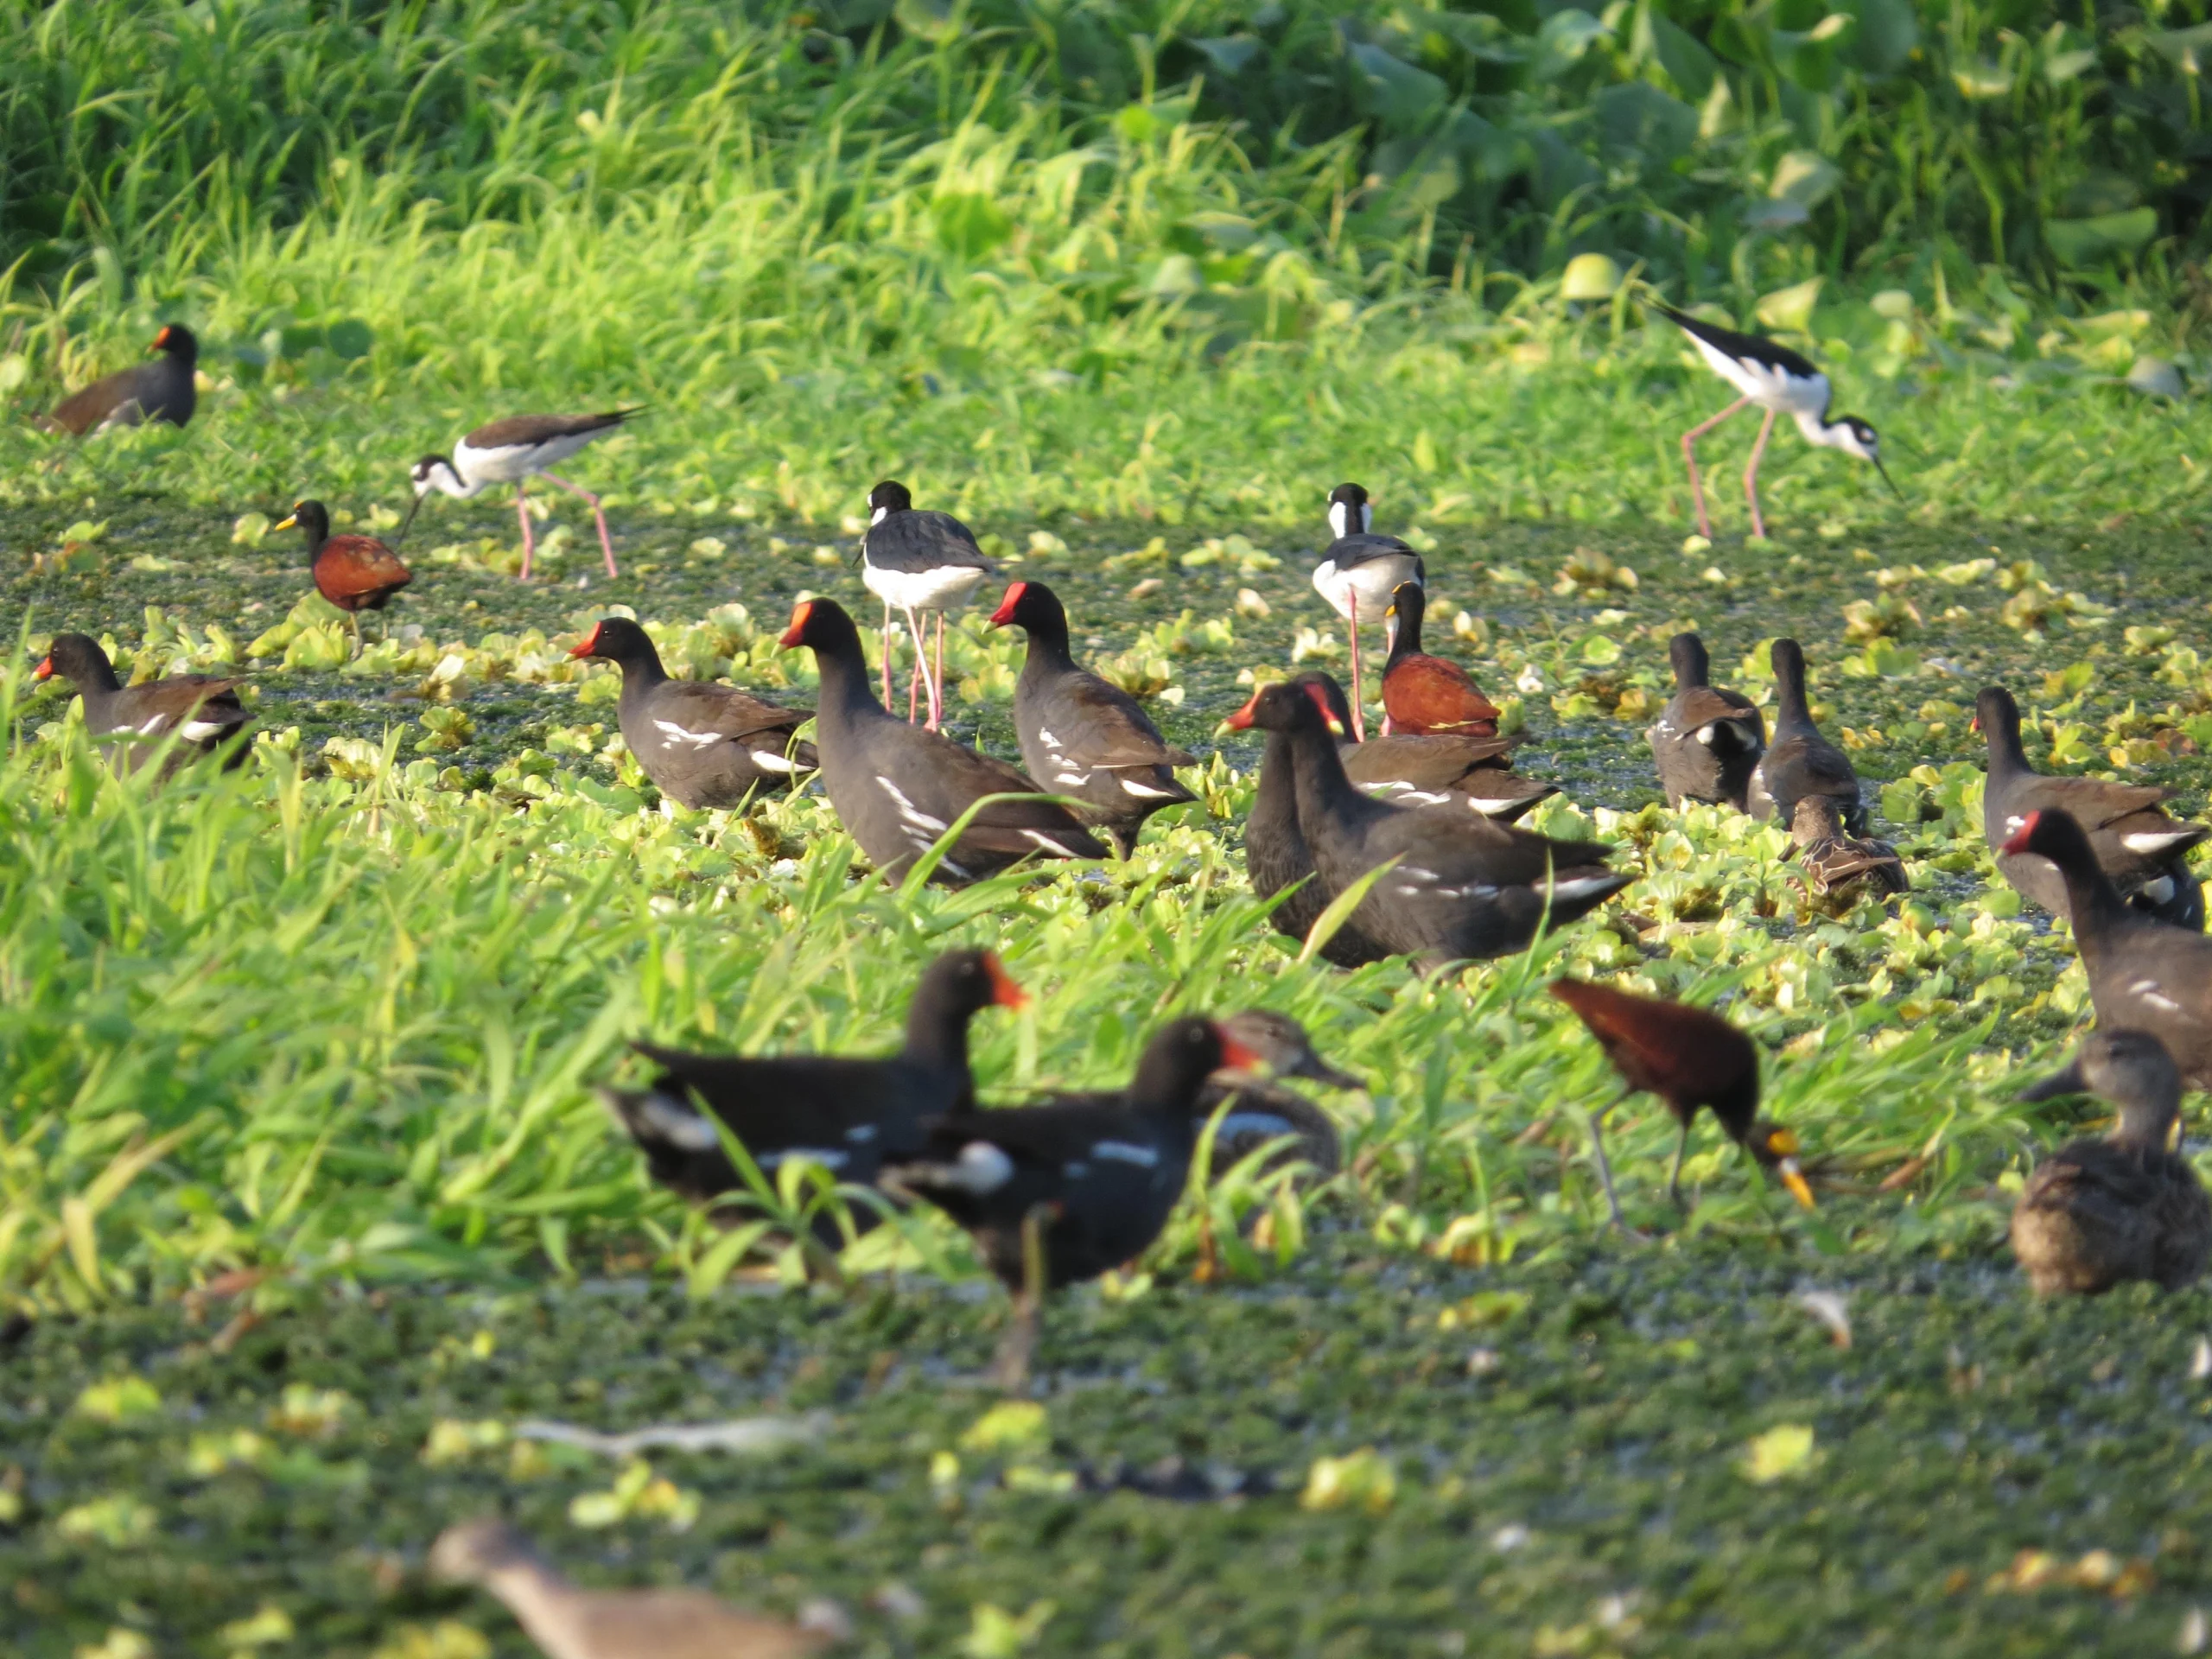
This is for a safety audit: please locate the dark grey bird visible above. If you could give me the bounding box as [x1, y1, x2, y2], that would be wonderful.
[47, 324, 197, 435]
[35, 632, 249, 775]
[1745, 638, 1865, 834]
[1648, 632, 1765, 810]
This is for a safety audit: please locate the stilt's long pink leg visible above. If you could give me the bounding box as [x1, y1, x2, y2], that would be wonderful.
[543, 471, 619, 578]
[516, 482, 537, 582]
[1742, 407, 1778, 540]
[1680, 396, 1751, 538]
[1345, 592, 1366, 743]
[904, 606, 926, 724]
[931, 613, 947, 730]
[880, 601, 896, 709]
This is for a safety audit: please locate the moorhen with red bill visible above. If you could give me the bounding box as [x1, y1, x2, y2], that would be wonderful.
[989, 580, 1198, 857]
[2002, 809, 2212, 1088]
[570, 617, 815, 808]
[1379, 582, 1501, 739]
[885, 1015, 1260, 1386]
[1745, 638, 1864, 833]
[1226, 679, 1631, 969]
[2010, 1029, 2210, 1296]
[1648, 632, 1765, 810]
[36, 632, 250, 774]
[779, 597, 1105, 884]
[273, 500, 412, 645]
[1977, 685, 2205, 931]
[47, 323, 197, 435]
[1296, 671, 1555, 822]
[1551, 977, 1814, 1230]
[600, 949, 1027, 1231]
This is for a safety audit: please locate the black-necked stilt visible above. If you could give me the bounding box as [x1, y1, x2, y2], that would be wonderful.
[273, 500, 412, 646]
[401, 409, 642, 580]
[860, 480, 995, 730]
[1652, 302, 1894, 539]
[47, 324, 196, 435]
[1310, 482, 1424, 741]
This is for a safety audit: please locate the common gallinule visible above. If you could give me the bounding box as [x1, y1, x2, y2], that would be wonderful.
[1977, 685, 2205, 930]
[2002, 810, 2212, 1088]
[1652, 301, 1894, 540]
[1310, 483, 1424, 741]
[988, 580, 1196, 856]
[404, 409, 642, 579]
[1238, 677, 1394, 968]
[272, 500, 412, 646]
[1225, 680, 1630, 969]
[569, 617, 815, 808]
[2011, 1029, 2210, 1295]
[1784, 795, 1907, 905]
[779, 597, 1104, 884]
[861, 480, 994, 730]
[1296, 671, 1554, 821]
[35, 632, 250, 774]
[1198, 1009, 1358, 1181]
[1745, 638, 1866, 833]
[601, 949, 1026, 1231]
[429, 1519, 846, 1659]
[1648, 631, 1765, 810]
[1379, 582, 1500, 739]
[885, 1015, 1259, 1385]
[1550, 977, 1814, 1229]
[47, 323, 197, 435]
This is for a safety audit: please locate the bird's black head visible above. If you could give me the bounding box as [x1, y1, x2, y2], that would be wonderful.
[272, 500, 331, 554]
[988, 579, 1065, 635]
[917, 948, 1029, 1019]
[1325, 481, 1372, 539]
[1224, 677, 1334, 735]
[1669, 632, 1711, 690]
[778, 595, 861, 655]
[868, 480, 913, 519]
[1128, 1016, 1263, 1116]
[1386, 580, 1427, 629]
[567, 616, 658, 669]
[149, 323, 197, 362]
[34, 632, 114, 690]
[1971, 685, 2021, 746]
[2000, 807, 2094, 869]
[2019, 1027, 2183, 1151]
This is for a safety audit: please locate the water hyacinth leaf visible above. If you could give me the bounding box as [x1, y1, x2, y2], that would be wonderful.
[1952, 60, 2012, 99]
[2145, 22, 2212, 71]
[1839, 0, 1916, 73]
[1428, 10, 1528, 64]
[1740, 1423, 1818, 1483]
[1632, 3, 1718, 99]
[1592, 82, 1698, 164]
[1560, 252, 1623, 302]
[1531, 8, 1609, 79]
[1769, 150, 1842, 209]
[1756, 276, 1824, 333]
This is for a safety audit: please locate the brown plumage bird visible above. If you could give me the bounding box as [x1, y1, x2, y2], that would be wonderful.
[274, 500, 412, 645]
[2011, 1029, 2211, 1296]
[1379, 582, 1502, 738]
[429, 1519, 846, 1659]
[36, 632, 249, 775]
[1198, 1009, 1360, 1182]
[47, 323, 197, 435]
[1550, 977, 1813, 1229]
[1785, 794, 1908, 906]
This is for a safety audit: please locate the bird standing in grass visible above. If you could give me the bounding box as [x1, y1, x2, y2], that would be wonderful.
[273, 500, 412, 648]
[46, 323, 197, 435]
[35, 632, 251, 776]
[1550, 977, 1813, 1230]
[2011, 1029, 2210, 1296]
[429, 1518, 847, 1659]
[403, 409, 641, 580]
[1310, 482, 1424, 741]
[1652, 300, 1893, 539]
[861, 480, 995, 730]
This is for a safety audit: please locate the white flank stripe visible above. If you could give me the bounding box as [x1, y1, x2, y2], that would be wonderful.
[1022, 828, 1079, 855]
[179, 720, 227, 742]
[748, 751, 801, 772]
[1119, 777, 1175, 799]
[136, 715, 173, 737]
[639, 1094, 720, 1152]
[878, 776, 948, 836]
[759, 1147, 849, 1172]
[1092, 1140, 1160, 1168]
[1548, 874, 1624, 901]
[653, 719, 725, 750]
[2124, 830, 2196, 855]
[1218, 1111, 1295, 1139]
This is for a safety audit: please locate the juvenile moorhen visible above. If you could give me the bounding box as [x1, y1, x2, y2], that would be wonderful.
[1198, 1009, 1359, 1181]
[1551, 977, 1814, 1230]
[430, 1519, 845, 1659]
[404, 408, 642, 579]
[885, 1015, 1259, 1385]
[1239, 678, 1394, 968]
[1226, 680, 1631, 969]
[1745, 638, 1865, 833]
[2011, 1029, 2210, 1295]
[1785, 794, 1908, 906]
[600, 949, 1026, 1230]
[1297, 670, 1554, 822]
[1648, 632, 1765, 810]
[2003, 809, 2212, 1088]
[272, 500, 412, 645]
[779, 597, 1105, 884]
[48, 323, 197, 435]
[1977, 684, 2205, 930]
[861, 480, 995, 729]
[1379, 582, 1500, 738]
[990, 580, 1198, 857]
[569, 617, 815, 807]
[35, 632, 250, 774]
[1310, 483, 1424, 741]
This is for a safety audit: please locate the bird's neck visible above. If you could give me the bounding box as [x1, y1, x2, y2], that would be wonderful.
[1795, 410, 1847, 448]
[614, 649, 669, 698]
[1984, 713, 2031, 779]
[1384, 610, 1421, 671]
[481, 1567, 595, 1659]
[809, 639, 887, 727]
[2050, 842, 2133, 943]
[1019, 616, 1077, 677]
[2112, 1102, 2178, 1154]
[902, 992, 973, 1077]
[1772, 670, 1814, 734]
[1285, 717, 1382, 825]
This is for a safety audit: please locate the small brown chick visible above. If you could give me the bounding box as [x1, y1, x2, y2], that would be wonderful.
[1198, 1010, 1361, 1181]
[1785, 794, 1907, 907]
[429, 1519, 847, 1659]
